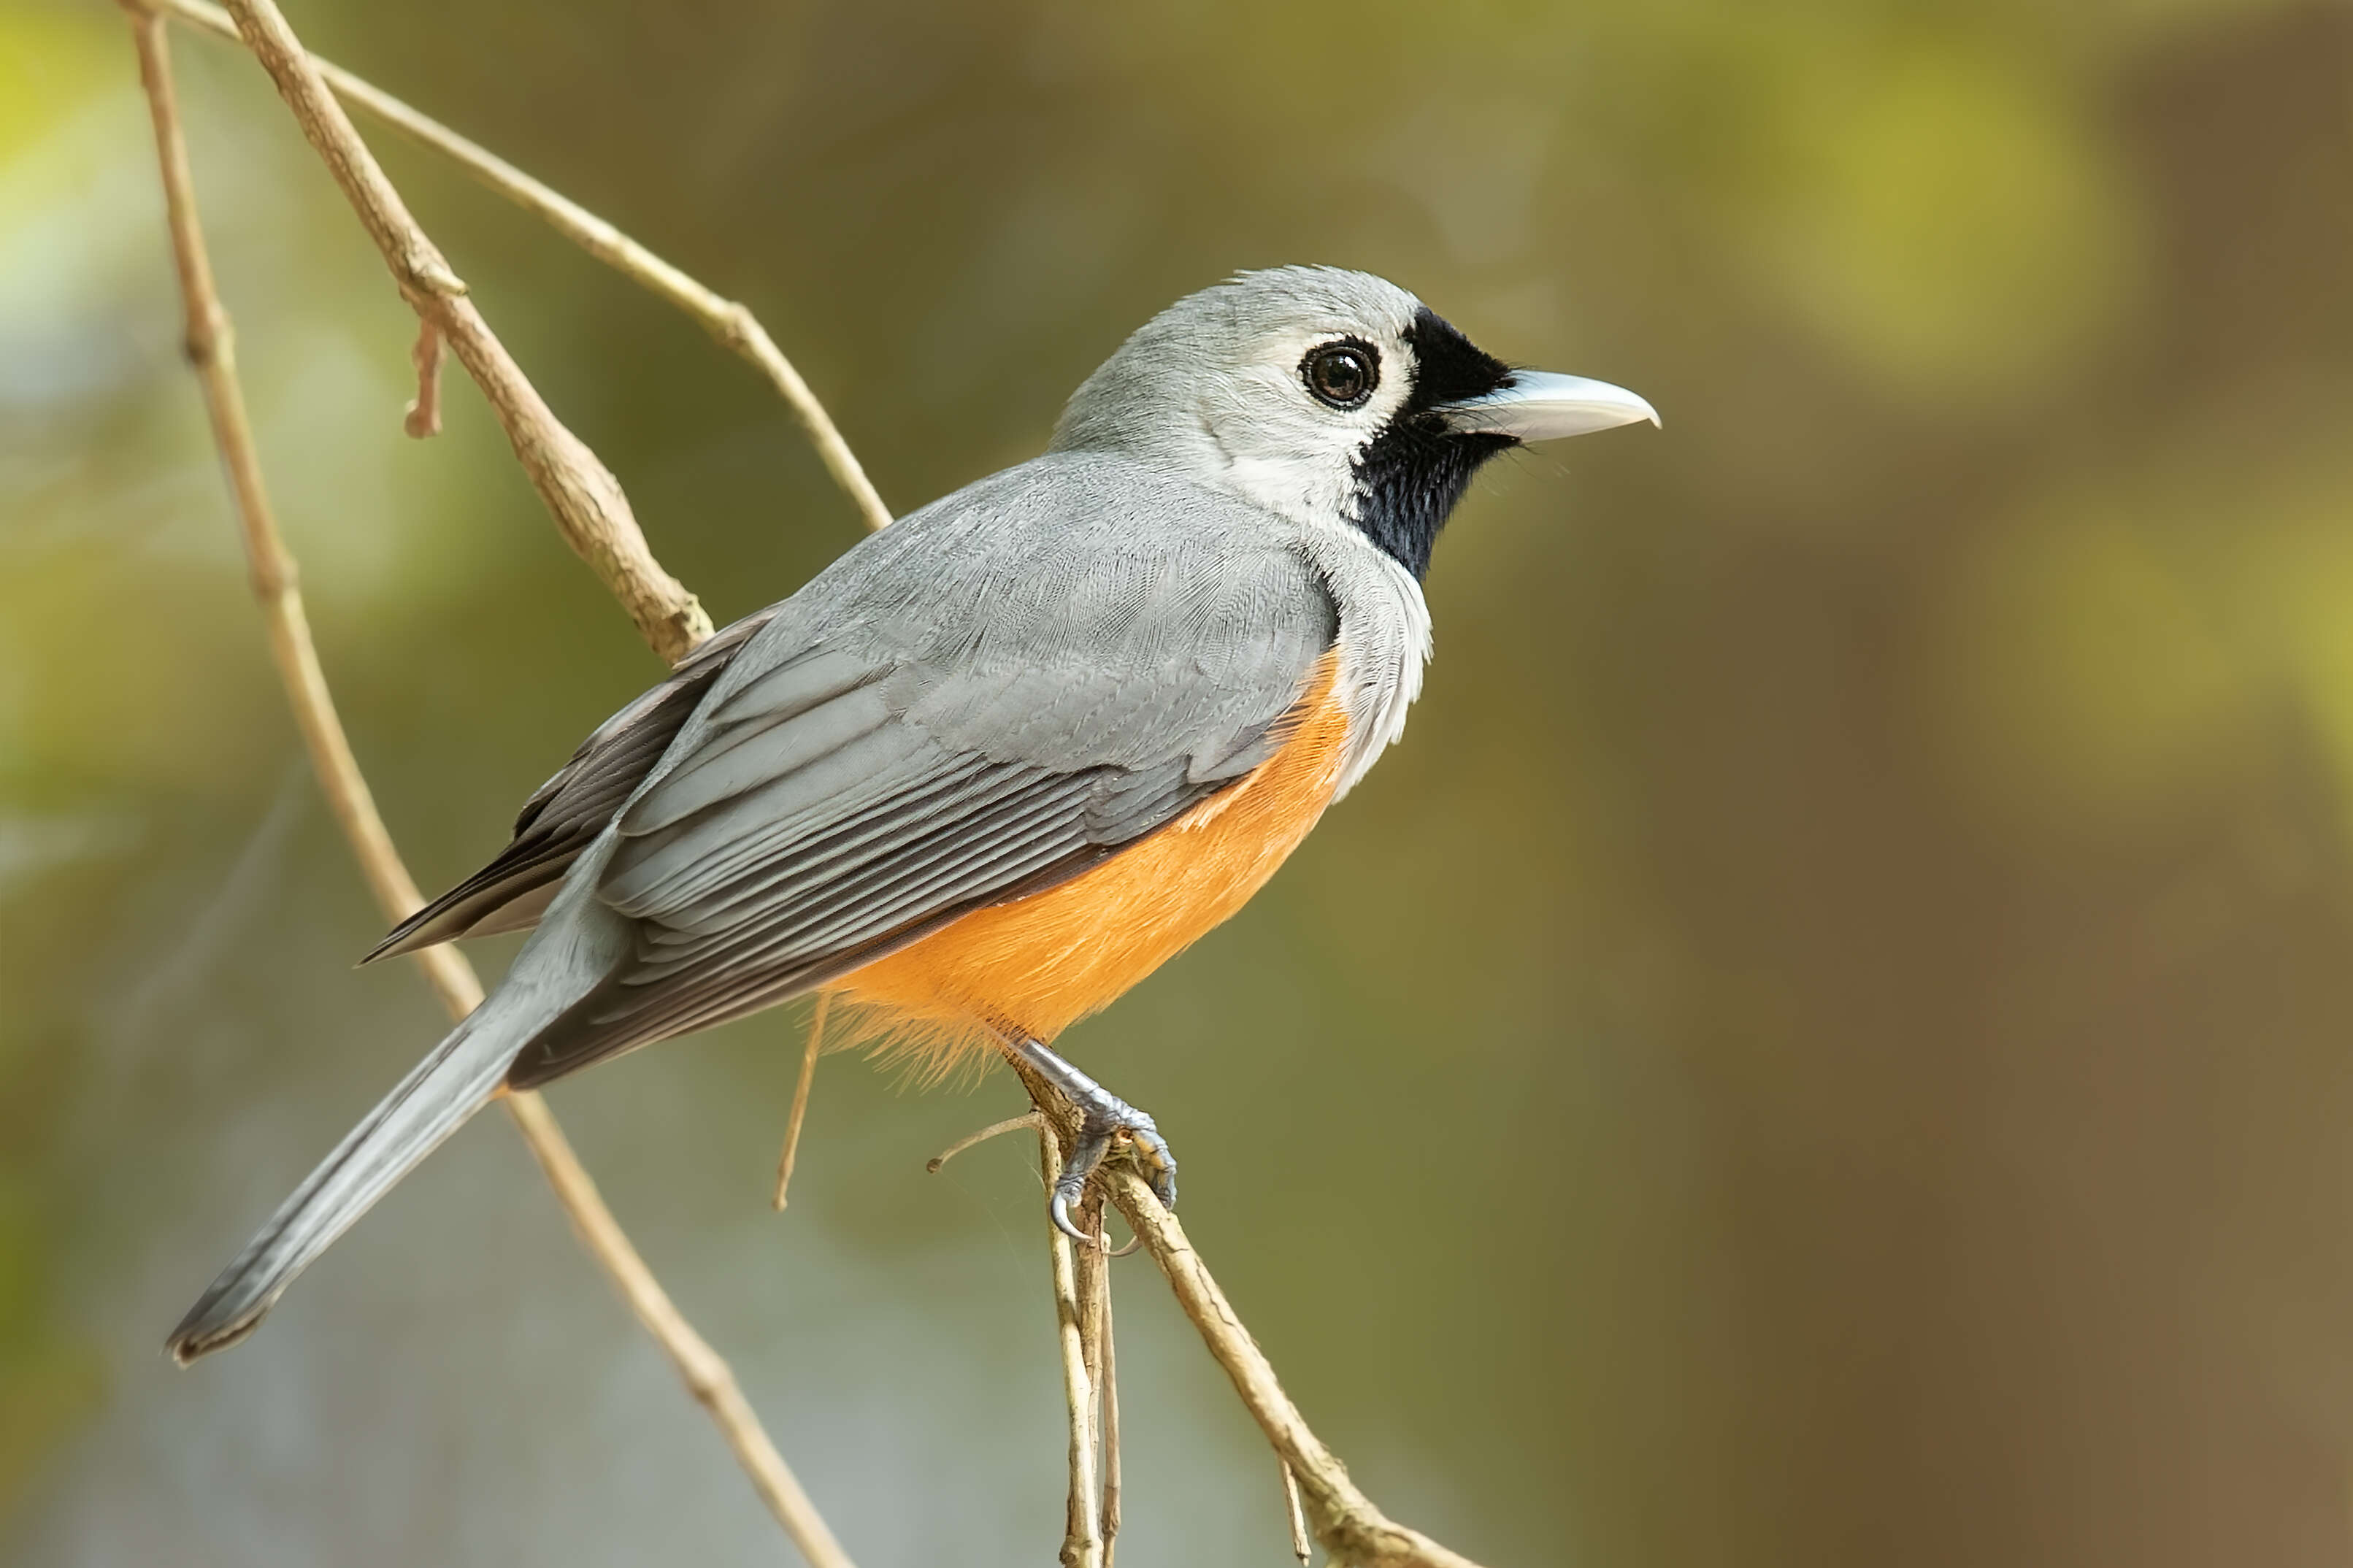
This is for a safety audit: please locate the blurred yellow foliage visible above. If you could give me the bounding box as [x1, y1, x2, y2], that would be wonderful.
[1932, 496, 2257, 842]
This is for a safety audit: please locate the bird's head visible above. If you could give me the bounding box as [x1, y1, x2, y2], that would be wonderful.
[1049, 266, 1656, 578]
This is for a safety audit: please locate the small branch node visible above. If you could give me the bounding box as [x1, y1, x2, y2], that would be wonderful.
[245, 545, 296, 604]
[410, 253, 469, 296]
[717, 301, 759, 349]
[183, 303, 231, 369]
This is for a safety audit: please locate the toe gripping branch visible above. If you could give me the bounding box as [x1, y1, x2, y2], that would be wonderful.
[1007, 1037, 1178, 1243]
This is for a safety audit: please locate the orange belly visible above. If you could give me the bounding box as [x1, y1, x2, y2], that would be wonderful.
[826, 651, 1347, 1072]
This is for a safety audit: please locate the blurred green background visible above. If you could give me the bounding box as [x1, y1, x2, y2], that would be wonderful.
[4, 0, 2353, 1561]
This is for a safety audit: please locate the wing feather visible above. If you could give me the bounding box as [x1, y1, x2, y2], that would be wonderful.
[386, 454, 1346, 1089]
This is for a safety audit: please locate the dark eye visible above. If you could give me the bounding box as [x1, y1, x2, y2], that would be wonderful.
[1302, 342, 1378, 409]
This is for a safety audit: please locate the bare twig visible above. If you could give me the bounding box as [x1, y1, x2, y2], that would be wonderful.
[124, 13, 853, 1567]
[1104, 1167, 1486, 1568]
[1098, 1257, 1123, 1568]
[1040, 1120, 1102, 1568]
[1281, 1459, 1313, 1566]
[933, 1101, 1126, 1565]
[1003, 1045, 1489, 1568]
[215, 0, 709, 661]
[1073, 1185, 1111, 1566]
[772, 992, 828, 1210]
[153, 0, 892, 533]
[924, 1112, 1043, 1175]
[402, 319, 442, 437]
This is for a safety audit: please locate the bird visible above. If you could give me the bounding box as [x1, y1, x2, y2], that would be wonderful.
[166, 265, 1655, 1362]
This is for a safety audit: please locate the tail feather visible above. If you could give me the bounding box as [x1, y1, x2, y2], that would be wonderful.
[166, 1007, 517, 1364]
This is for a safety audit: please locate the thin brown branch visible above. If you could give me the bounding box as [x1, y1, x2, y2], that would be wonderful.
[153, 0, 892, 534]
[1040, 1121, 1103, 1568]
[215, 0, 709, 661]
[402, 318, 442, 438]
[1097, 1255, 1123, 1568]
[1073, 1184, 1112, 1566]
[502, 1089, 853, 1567]
[1003, 1050, 1489, 1567]
[924, 1112, 1043, 1175]
[124, 13, 853, 1567]
[1075, 1207, 1108, 1396]
[1281, 1459, 1312, 1566]
[1105, 1168, 1488, 1568]
[772, 992, 828, 1210]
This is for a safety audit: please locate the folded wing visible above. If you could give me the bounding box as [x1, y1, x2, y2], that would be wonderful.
[376, 455, 1342, 1090]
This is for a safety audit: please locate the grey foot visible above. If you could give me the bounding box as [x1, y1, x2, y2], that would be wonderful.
[1008, 1037, 1178, 1242]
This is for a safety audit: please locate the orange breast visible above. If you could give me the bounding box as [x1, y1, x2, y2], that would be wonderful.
[826, 650, 1347, 1072]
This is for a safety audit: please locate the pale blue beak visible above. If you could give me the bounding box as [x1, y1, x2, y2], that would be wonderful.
[1437, 371, 1659, 442]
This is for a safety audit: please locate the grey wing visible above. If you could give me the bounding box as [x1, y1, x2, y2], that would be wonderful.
[503, 456, 1337, 1089]
[364, 607, 781, 962]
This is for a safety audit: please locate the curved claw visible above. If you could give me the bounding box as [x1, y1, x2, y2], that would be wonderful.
[1049, 1185, 1092, 1245]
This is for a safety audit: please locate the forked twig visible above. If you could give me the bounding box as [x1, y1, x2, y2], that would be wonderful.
[215, 0, 710, 660]
[153, 0, 892, 534]
[1105, 1167, 1486, 1568]
[123, 10, 851, 1566]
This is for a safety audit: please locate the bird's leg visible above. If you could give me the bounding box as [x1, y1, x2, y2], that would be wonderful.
[1007, 1037, 1178, 1243]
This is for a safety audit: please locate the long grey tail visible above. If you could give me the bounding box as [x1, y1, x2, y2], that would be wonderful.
[166, 1004, 521, 1364]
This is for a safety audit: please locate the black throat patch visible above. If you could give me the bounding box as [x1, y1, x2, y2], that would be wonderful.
[1347, 307, 1516, 580]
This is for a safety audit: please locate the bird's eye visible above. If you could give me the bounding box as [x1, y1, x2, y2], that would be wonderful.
[1302, 342, 1378, 410]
